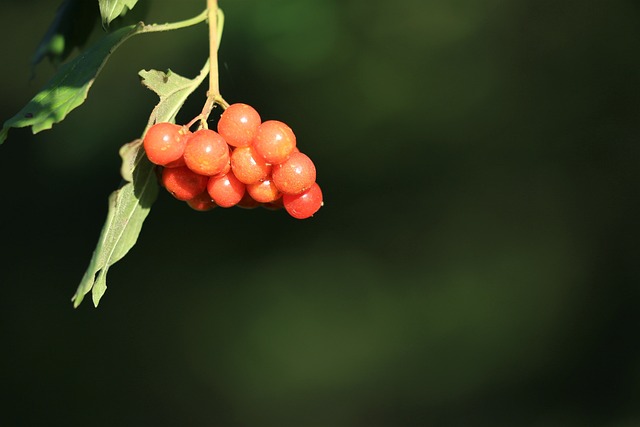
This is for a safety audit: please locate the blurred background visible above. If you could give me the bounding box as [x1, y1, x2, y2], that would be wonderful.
[1, 0, 639, 425]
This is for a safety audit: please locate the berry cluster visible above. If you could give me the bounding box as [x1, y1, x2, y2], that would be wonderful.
[142, 103, 323, 219]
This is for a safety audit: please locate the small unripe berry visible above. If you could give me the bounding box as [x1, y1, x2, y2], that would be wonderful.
[207, 172, 246, 208]
[217, 103, 261, 148]
[283, 182, 323, 219]
[143, 122, 187, 166]
[161, 166, 209, 201]
[183, 129, 230, 176]
[272, 151, 316, 195]
[253, 120, 296, 165]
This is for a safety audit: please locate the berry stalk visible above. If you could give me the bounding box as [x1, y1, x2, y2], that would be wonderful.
[199, 0, 228, 128]
[208, 0, 220, 101]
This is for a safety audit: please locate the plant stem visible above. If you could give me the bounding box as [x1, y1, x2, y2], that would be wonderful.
[140, 9, 209, 34]
[197, 0, 228, 128]
[208, 0, 220, 99]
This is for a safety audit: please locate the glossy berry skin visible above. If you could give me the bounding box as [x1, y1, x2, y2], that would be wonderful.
[230, 146, 271, 184]
[253, 120, 296, 165]
[207, 172, 246, 208]
[143, 122, 187, 166]
[161, 166, 209, 201]
[187, 192, 217, 211]
[272, 151, 316, 195]
[247, 179, 281, 203]
[183, 129, 230, 176]
[217, 103, 261, 148]
[283, 182, 323, 219]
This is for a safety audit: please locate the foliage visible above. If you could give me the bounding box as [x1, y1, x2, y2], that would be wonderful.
[99, 0, 139, 27]
[1, 24, 140, 144]
[72, 66, 209, 307]
[1, 2, 213, 306]
[31, 0, 98, 68]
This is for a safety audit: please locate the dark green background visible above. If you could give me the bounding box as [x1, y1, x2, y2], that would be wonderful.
[1, 0, 639, 425]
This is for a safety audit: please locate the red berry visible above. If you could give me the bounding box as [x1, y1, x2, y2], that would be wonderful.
[164, 130, 192, 168]
[161, 166, 209, 201]
[207, 172, 246, 208]
[253, 120, 296, 165]
[216, 146, 232, 177]
[217, 103, 261, 148]
[247, 179, 281, 203]
[164, 156, 187, 168]
[283, 182, 323, 219]
[187, 192, 218, 211]
[237, 192, 262, 209]
[272, 151, 316, 195]
[230, 146, 272, 184]
[183, 129, 230, 176]
[143, 122, 187, 166]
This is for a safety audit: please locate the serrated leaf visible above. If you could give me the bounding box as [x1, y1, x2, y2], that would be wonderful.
[0, 23, 139, 145]
[72, 64, 209, 308]
[31, 0, 99, 69]
[99, 0, 139, 28]
[71, 142, 158, 308]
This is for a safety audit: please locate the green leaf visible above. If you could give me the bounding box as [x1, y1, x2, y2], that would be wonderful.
[0, 23, 139, 145]
[31, 0, 99, 69]
[1, 8, 209, 146]
[72, 65, 209, 308]
[99, 0, 139, 28]
[71, 140, 158, 308]
[139, 66, 210, 125]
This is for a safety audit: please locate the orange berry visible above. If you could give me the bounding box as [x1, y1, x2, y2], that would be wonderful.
[217, 103, 261, 148]
[253, 120, 296, 165]
[247, 179, 281, 203]
[161, 166, 209, 201]
[183, 129, 230, 176]
[283, 182, 323, 219]
[143, 122, 187, 166]
[207, 172, 246, 208]
[272, 151, 316, 195]
[230, 146, 272, 184]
